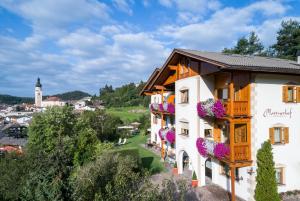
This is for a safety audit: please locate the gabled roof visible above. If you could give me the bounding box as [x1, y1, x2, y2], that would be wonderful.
[140, 68, 161, 95]
[176, 49, 300, 73]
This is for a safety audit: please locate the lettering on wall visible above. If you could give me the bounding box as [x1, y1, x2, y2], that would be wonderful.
[263, 108, 292, 119]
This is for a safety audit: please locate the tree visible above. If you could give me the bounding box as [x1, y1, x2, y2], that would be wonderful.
[79, 110, 122, 142]
[271, 20, 300, 60]
[255, 141, 280, 201]
[223, 32, 264, 55]
[0, 153, 28, 201]
[22, 106, 77, 201]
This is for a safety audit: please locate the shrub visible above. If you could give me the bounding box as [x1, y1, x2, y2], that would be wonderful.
[255, 141, 280, 201]
[192, 171, 197, 180]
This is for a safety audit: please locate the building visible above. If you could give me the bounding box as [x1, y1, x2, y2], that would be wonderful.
[141, 48, 300, 201]
[42, 96, 66, 107]
[34, 78, 66, 108]
[35, 77, 42, 107]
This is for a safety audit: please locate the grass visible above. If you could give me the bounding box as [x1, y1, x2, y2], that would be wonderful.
[115, 133, 165, 174]
[106, 106, 149, 122]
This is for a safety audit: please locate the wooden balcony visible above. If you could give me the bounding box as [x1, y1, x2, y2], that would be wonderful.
[233, 144, 250, 161]
[224, 101, 249, 117]
[199, 138, 251, 163]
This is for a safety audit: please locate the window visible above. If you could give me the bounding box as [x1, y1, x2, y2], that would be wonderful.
[234, 124, 247, 143]
[217, 88, 228, 100]
[180, 89, 189, 103]
[180, 121, 189, 136]
[275, 167, 285, 185]
[204, 129, 213, 138]
[283, 85, 300, 103]
[269, 127, 289, 145]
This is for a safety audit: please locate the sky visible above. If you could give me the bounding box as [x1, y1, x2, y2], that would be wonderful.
[0, 0, 299, 97]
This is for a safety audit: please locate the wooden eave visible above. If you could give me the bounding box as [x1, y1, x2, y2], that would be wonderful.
[139, 68, 161, 96]
[149, 49, 229, 90]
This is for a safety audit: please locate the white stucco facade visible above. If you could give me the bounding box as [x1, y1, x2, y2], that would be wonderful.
[149, 72, 300, 201]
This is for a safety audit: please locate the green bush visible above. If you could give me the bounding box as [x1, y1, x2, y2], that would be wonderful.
[192, 171, 197, 180]
[174, 162, 177, 168]
[255, 141, 280, 201]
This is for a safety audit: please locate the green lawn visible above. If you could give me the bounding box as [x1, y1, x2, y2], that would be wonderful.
[106, 106, 149, 123]
[115, 133, 165, 174]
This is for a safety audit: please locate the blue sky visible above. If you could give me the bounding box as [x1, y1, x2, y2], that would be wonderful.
[0, 0, 299, 97]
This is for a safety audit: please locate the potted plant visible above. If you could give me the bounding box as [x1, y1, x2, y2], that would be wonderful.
[172, 162, 178, 175]
[192, 171, 198, 187]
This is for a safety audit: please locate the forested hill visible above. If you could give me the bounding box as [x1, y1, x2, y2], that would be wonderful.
[0, 90, 90, 105]
[98, 82, 150, 108]
[0, 95, 34, 105]
[52, 90, 91, 101]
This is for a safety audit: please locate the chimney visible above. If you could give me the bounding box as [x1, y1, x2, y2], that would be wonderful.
[297, 50, 300, 64]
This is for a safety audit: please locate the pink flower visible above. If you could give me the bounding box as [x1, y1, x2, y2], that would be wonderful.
[214, 143, 230, 159]
[212, 100, 226, 118]
[197, 102, 207, 118]
[159, 103, 164, 111]
[196, 138, 207, 157]
[167, 103, 175, 114]
[166, 130, 175, 144]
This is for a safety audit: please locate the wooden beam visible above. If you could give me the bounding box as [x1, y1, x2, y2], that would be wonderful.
[154, 85, 166, 90]
[168, 65, 177, 70]
[230, 167, 236, 201]
[144, 92, 153, 96]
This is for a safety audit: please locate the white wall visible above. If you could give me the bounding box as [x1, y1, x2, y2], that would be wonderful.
[253, 74, 300, 193]
[175, 75, 202, 181]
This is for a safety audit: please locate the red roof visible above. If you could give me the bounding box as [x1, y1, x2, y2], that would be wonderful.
[45, 96, 61, 101]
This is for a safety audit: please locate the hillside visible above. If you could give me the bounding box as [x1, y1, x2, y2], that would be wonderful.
[0, 90, 91, 105]
[98, 82, 150, 108]
[51, 90, 91, 101]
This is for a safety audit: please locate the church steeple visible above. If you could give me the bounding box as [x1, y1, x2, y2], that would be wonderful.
[35, 77, 42, 88]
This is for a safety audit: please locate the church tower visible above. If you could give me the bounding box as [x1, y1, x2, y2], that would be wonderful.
[35, 77, 42, 107]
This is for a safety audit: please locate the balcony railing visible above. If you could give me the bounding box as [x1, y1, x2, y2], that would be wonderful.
[234, 144, 250, 161]
[196, 137, 251, 162]
[149, 103, 175, 114]
[224, 101, 249, 116]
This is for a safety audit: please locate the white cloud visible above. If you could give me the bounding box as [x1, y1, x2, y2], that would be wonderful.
[0, 0, 110, 35]
[159, 0, 291, 51]
[112, 0, 133, 15]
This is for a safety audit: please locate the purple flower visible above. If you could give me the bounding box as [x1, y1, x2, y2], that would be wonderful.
[214, 143, 230, 159]
[166, 130, 175, 144]
[196, 138, 207, 157]
[212, 100, 226, 118]
[167, 103, 175, 114]
[158, 128, 164, 140]
[197, 102, 207, 118]
[159, 103, 164, 111]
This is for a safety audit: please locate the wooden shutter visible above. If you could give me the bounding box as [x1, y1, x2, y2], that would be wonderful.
[269, 128, 275, 144]
[297, 87, 300, 103]
[284, 127, 289, 144]
[282, 86, 288, 102]
[213, 125, 221, 143]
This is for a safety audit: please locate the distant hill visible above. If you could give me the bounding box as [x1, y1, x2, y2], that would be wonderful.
[0, 90, 91, 105]
[0, 95, 34, 105]
[50, 90, 91, 101]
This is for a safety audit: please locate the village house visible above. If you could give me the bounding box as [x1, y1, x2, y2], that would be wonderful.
[141, 48, 300, 201]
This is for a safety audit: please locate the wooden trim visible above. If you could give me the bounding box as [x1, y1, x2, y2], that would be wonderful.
[154, 85, 166, 90]
[284, 127, 289, 144]
[269, 127, 275, 144]
[168, 65, 177, 70]
[297, 87, 300, 103]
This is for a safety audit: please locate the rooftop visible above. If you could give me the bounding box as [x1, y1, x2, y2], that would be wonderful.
[176, 48, 300, 74]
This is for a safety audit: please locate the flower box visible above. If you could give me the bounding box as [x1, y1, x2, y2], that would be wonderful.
[197, 98, 226, 119]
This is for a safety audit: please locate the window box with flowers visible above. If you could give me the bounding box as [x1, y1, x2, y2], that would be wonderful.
[197, 98, 226, 119]
[196, 137, 230, 160]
